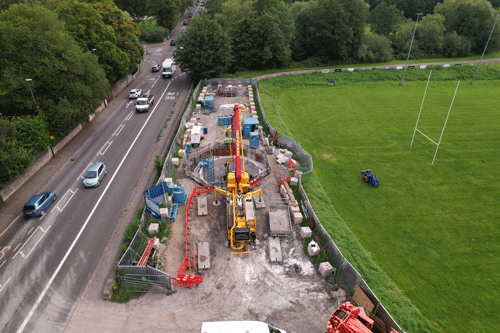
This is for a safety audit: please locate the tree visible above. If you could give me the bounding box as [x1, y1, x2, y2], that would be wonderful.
[370, 2, 405, 37]
[173, 15, 232, 82]
[113, 0, 148, 20]
[443, 31, 471, 56]
[87, 0, 144, 74]
[416, 14, 446, 57]
[148, 0, 180, 30]
[56, 1, 129, 83]
[435, 0, 500, 53]
[0, 4, 110, 130]
[358, 33, 394, 62]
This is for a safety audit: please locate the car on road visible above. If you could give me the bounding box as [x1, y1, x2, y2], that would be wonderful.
[83, 162, 107, 187]
[129, 89, 142, 99]
[151, 64, 160, 72]
[23, 191, 56, 218]
[170, 39, 176, 46]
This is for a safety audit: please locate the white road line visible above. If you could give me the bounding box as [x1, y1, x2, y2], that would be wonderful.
[113, 124, 125, 136]
[24, 225, 50, 260]
[151, 76, 161, 89]
[0, 277, 11, 293]
[52, 188, 78, 213]
[125, 101, 134, 108]
[78, 162, 92, 181]
[12, 226, 40, 260]
[17, 80, 173, 333]
[125, 111, 134, 121]
[98, 141, 112, 156]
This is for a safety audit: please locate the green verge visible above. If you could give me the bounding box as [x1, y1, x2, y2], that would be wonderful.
[258, 65, 500, 333]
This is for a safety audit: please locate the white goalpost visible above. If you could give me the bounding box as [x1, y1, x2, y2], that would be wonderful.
[410, 69, 460, 165]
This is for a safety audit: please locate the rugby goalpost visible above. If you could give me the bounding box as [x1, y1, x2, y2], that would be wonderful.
[410, 69, 460, 165]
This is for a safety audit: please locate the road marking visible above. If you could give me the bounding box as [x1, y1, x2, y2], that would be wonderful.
[13, 243, 21, 252]
[78, 162, 93, 180]
[125, 111, 134, 121]
[24, 225, 50, 260]
[151, 76, 161, 89]
[0, 215, 20, 239]
[0, 260, 6, 268]
[17, 80, 173, 333]
[0, 277, 11, 292]
[0, 246, 10, 260]
[12, 226, 40, 259]
[113, 124, 125, 136]
[98, 141, 112, 155]
[52, 188, 78, 213]
[125, 101, 134, 108]
[28, 227, 34, 235]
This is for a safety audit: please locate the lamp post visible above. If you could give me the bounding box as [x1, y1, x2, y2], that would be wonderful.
[400, 13, 423, 85]
[471, 13, 499, 85]
[25, 78, 39, 114]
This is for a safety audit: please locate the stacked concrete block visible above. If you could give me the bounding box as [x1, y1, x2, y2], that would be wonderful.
[289, 204, 300, 215]
[190, 118, 196, 124]
[292, 212, 303, 224]
[289, 177, 298, 186]
[153, 238, 160, 250]
[178, 149, 185, 158]
[294, 170, 302, 180]
[172, 158, 180, 166]
[284, 150, 293, 159]
[250, 103, 255, 111]
[319, 262, 334, 277]
[160, 208, 169, 219]
[307, 240, 320, 256]
[148, 223, 159, 235]
[262, 137, 269, 146]
[165, 177, 173, 185]
[167, 195, 172, 206]
[280, 185, 287, 196]
[265, 146, 275, 154]
[300, 226, 312, 238]
[251, 111, 258, 117]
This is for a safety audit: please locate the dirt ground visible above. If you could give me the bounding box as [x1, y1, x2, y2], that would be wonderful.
[65, 86, 347, 333]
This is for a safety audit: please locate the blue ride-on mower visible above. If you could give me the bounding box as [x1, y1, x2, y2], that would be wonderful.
[361, 170, 379, 187]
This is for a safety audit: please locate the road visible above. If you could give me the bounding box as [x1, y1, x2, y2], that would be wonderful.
[0, 22, 192, 332]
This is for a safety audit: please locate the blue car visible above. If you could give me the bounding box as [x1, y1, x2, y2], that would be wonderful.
[23, 191, 56, 218]
[83, 162, 107, 187]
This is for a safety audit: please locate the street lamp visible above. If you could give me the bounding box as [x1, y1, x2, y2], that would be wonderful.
[400, 13, 423, 85]
[25, 78, 39, 114]
[471, 13, 499, 85]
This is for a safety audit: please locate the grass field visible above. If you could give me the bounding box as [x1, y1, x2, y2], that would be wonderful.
[258, 65, 500, 333]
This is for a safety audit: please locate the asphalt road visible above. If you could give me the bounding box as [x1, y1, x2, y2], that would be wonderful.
[0, 26, 192, 332]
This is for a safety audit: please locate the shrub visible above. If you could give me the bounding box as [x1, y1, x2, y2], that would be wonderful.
[140, 26, 167, 43]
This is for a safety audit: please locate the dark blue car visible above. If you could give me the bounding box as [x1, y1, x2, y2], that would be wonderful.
[23, 191, 56, 218]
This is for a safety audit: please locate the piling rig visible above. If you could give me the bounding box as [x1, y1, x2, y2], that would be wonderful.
[214, 105, 262, 252]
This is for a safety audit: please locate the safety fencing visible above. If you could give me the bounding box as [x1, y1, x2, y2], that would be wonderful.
[254, 74, 403, 332]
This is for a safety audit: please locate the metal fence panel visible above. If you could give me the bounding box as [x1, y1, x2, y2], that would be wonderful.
[338, 259, 362, 293]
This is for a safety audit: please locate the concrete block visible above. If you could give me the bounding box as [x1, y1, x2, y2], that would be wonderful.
[178, 149, 185, 158]
[280, 185, 287, 197]
[198, 242, 210, 269]
[253, 195, 266, 209]
[160, 208, 169, 218]
[197, 196, 208, 216]
[153, 237, 161, 250]
[284, 150, 293, 159]
[190, 117, 196, 124]
[300, 227, 312, 238]
[188, 122, 194, 129]
[277, 156, 289, 164]
[319, 262, 334, 277]
[168, 196, 172, 206]
[292, 212, 303, 224]
[289, 177, 298, 186]
[262, 137, 269, 146]
[251, 111, 257, 117]
[265, 146, 275, 154]
[148, 223, 159, 235]
[307, 240, 320, 256]
[172, 157, 179, 166]
[289, 204, 300, 215]
[294, 170, 302, 180]
[165, 177, 173, 185]
[269, 237, 283, 263]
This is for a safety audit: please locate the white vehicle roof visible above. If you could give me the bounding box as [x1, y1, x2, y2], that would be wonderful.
[201, 321, 286, 333]
[162, 58, 173, 67]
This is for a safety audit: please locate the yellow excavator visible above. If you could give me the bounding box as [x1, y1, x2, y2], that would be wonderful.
[214, 105, 262, 252]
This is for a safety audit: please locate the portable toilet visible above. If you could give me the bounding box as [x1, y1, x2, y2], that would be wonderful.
[249, 131, 260, 148]
[205, 95, 214, 112]
[203, 126, 208, 135]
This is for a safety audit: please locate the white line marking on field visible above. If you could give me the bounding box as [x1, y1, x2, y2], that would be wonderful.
[98, 141, 112, 156]
[17, 80, 173, 333]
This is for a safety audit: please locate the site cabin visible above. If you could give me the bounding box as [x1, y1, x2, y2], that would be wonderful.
[162, 58, 176, 78]
[191, 125, 203, 147]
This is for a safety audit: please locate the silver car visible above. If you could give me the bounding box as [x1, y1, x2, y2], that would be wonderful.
[83, 162, 107, 187]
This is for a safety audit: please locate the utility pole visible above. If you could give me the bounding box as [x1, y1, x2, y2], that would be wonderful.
[400, 13, 423, 85]
[471, 13, 499, 85]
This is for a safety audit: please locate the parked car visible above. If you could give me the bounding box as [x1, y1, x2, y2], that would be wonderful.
[151, 64, 160, 72]
[83, 162, 107, 187]
[129, 89, 142, 99]
[23, 191, 56, 218]
[170, 39, 176, 46]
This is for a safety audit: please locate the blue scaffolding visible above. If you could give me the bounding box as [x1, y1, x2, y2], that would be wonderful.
[205, 95, 214, 112]
[197, 154, 215, 184]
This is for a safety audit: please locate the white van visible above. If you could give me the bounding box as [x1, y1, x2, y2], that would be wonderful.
[201, 321, 287, 333]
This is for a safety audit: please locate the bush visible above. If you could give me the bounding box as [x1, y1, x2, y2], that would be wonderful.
[140, 26, 167, 43]
[358, 33, 394, 63]
[443, 32, 472, 57]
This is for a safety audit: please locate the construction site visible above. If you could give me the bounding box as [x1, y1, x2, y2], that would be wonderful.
[109, 79, 402, 333]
